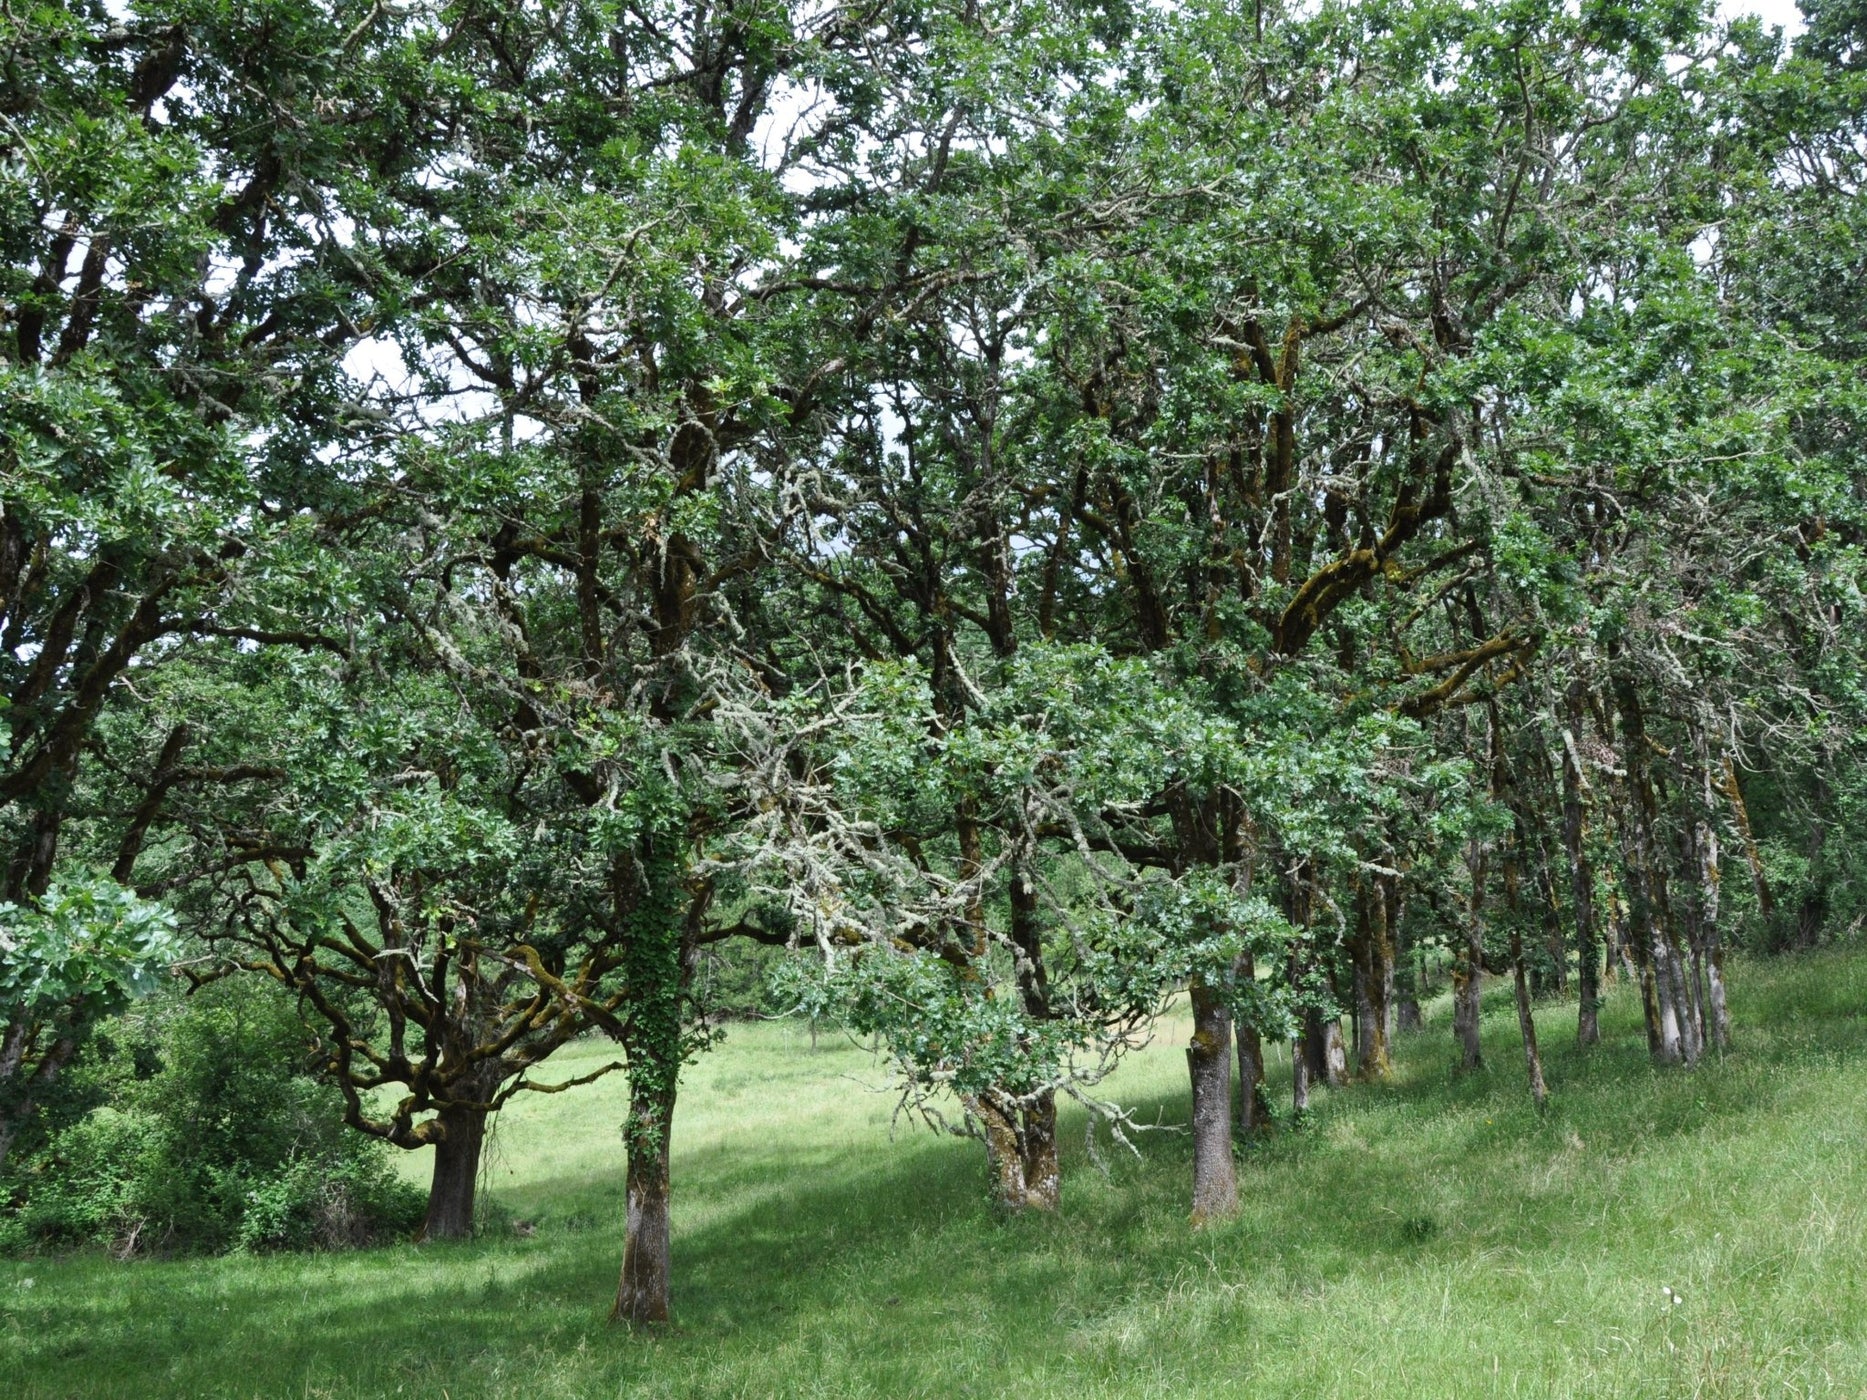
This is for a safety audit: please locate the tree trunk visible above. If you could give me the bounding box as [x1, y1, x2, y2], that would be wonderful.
[1655, 933, 1688, 1064]
[0, 1016, 33, 1172]
[973, 1093, 1029, 1211]
[1186, 981, 1238, 1222]
[421, 1100, 488, 1241]
[1298, 1004, 1343, 1087]
[0, 1021, 77, 1173]
[1236, 1020, 1267, 1134]
[1697, 817, 1731, 1050]
[1353, 876, 1395, 1081]
[1235, 952, 1268, 1135]
[1319, 1013, 1348, 1086]
[613, 1078, 675, 1325]
[1796, 774, 1830, 948]
[1718, 753, 1775, 927]
[1021, 1090, 1061, 1211]
[1561, 685, 1601, 1047]
[1509, 922, 1548, 1112]
[970, 1089, 1060, 1213]
[1663, 923, 1700, 1066]
[996, 853, 1060, 1211]
[1454, 849, 1486, 1071]
[1381, 877, 1403, 1045]
[1291, 1030, 1311, 1116]
[1614, 675, 1687, 1067]
[1397, 940, 1424, 1033]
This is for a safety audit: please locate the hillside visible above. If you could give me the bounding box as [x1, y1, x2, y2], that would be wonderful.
[5, 952, 1866, 1399]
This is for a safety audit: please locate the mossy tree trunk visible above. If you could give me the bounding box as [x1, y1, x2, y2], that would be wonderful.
[421, 1099, 489, 1241]
[1352, 873, 1396, 1082]
[1187, 981, 1239, 1222]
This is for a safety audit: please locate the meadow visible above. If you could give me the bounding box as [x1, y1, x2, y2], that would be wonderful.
[4, 952, 1866, 1399]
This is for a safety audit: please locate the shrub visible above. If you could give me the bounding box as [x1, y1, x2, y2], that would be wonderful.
[1, 981, 423, 1255]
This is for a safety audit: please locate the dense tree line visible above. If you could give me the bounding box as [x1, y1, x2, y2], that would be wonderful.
[3, 0, 1864, 1324]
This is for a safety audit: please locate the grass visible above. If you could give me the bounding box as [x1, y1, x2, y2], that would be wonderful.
[5, 951, 1867, 1398]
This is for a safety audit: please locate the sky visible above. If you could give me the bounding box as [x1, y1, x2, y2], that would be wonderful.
[1721, 0, 1807, 34]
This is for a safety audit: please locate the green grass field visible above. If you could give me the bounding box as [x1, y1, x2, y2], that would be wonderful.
[4, 952, 1866, 1398]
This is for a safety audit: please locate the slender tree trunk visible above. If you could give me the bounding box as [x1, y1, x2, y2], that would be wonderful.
[1672, 813, 1712, 1063]
[1291, 1029, 1311, 1116]
[1604, 887, 1634, 985]
[614, 1078, 676, 1324]
[1236, 1021, 1267, 1134]
[1397, 937, 1424, 1033]
[1718, 753, 1775, 926]
[0, 1017, 33, 1172]
[1381, 877, 1401, 1046]
[1697, 817, 1731, 1050]
[999, 853, 1059, 1211]
[1665, 923, 1700, 1066]
[421, 1100, 488, 1241]
[1509, 922, 1548, 1112]
[1235, 952, 1268, 1134]
[1561, 686, 1601, 1047]
[1454, 849, 1486, 1071]
[1614, 676, 1687, 1067]
[1186, 982, 1238, 1222]
[1629, 919, 1662, 1055]
[1658, 935, 1690, 1064]
[1797, 782, 1830, 948]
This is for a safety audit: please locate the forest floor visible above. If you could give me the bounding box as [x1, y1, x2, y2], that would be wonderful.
[4, 950, 1866, 1398]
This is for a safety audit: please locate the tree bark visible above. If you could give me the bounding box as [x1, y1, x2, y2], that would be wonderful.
[1353, 874, 1396, 1080]
[1291, 1029, 1311, 1116]
[1235, 952, 1268, 1134]
[0, 1022, 77, 1173]
[1509, 921, 1548, 1112]
[997, 854, 1059, 1211]
[1021, 1090, 1061, 1211]
[1718, 752, 1774, 926]
[1796, 773, 1830, 948]
[421, 1100, 488, 1241]
[613, 1078, 676, 1324]
[1613, 676, 1686, 1066]
[1396, 939, 1424, 1033]
[973, 1093, 1029, 1211]
[1319, 1011, 1348, 1086]
[1561, 684, 1601, 1047]
[1186, 981, 1238, 1222]
[1454, 848, 1486, 1072]
[969, 1089, 1061, 1213]
[1697, 816, 1731, 1050]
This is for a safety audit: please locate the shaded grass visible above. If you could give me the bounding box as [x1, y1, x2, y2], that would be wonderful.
[5, 952, 1867, 1397]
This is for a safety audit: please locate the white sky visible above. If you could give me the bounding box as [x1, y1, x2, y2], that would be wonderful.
[1721, 0, 1806, 33]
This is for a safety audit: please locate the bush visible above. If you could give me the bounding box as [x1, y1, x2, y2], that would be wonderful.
[235, 1152, 425, 1254]
[10, 1107, 160, 1252]
[1, 982, 423, 1256]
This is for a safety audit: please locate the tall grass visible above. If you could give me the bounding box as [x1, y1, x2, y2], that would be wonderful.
[5, 951, 1866, 1398]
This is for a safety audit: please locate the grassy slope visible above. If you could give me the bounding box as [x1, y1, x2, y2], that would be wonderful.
[4, 952, 1866, 1399]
